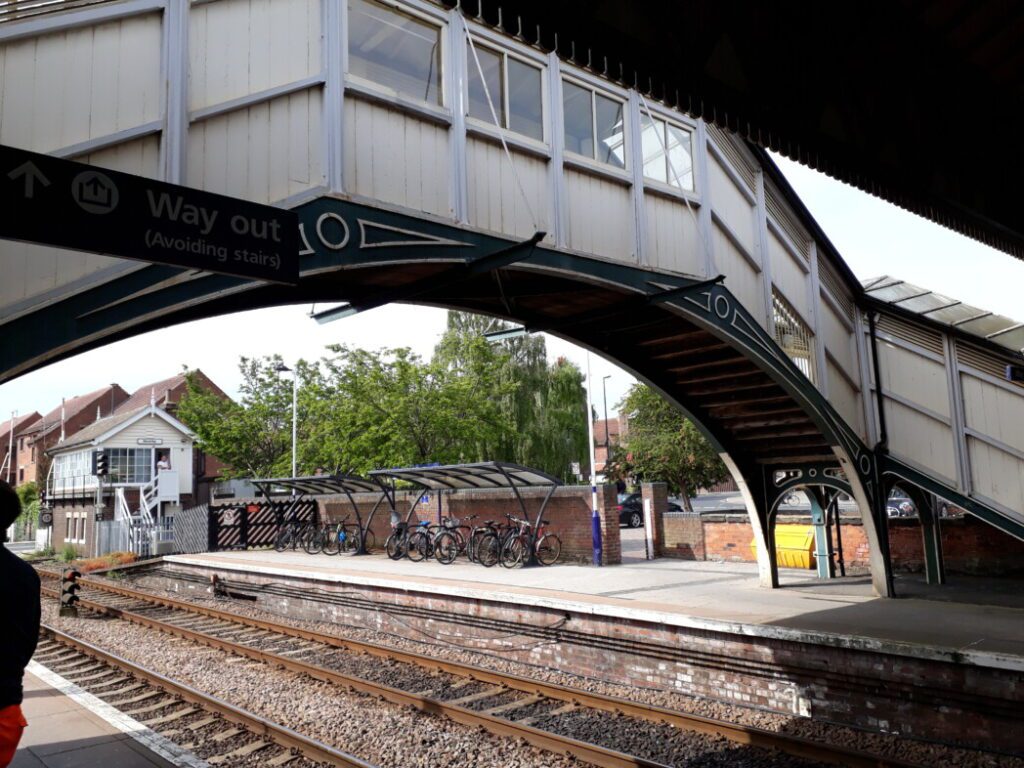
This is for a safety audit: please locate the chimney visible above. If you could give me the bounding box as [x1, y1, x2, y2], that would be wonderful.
[59, 398, 66, 443]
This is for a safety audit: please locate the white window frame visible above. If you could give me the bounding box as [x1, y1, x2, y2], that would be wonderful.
[464, 36, 547, 146]
[344, 0, 451, 121]
[560, 74, 630, 178]
[105, 447, 154, 486]
[65, 510, 86, 545]
[639, 111, 697, 195]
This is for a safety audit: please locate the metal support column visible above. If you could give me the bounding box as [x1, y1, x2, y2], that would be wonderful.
[807, 488, 834, 579]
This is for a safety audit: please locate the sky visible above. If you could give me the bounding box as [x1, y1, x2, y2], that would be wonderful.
[2, 153, 1023, 427]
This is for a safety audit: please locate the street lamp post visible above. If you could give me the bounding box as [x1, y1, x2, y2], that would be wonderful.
[601, 374, 611, 454]
[274, 363, 298, 481]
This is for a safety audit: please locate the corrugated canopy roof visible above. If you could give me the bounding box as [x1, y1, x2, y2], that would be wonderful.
[370, 462, 561, 490]
[863, 276, 1024, 354]
[249, 474, 384, 496]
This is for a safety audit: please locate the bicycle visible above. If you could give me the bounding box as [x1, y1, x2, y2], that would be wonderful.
[470, 514, 516, 568]
[307, 516, 377, 555]
[273, 518, 315, 552]
[500, 516, 561, 567]
[386, 519, 432, 560]
[406, 520, 437, 562]
[433, 515, 475, 565]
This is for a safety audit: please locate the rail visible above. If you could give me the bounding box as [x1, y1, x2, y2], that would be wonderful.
[37, 623, 377, 768]
[39, 570, 921, 768]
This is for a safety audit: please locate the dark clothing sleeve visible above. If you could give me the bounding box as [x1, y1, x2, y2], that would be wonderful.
[0, 548, 41, 709]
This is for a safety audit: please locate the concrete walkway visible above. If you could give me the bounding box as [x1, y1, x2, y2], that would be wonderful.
[166, 543, 1024, 667]
[11, 671, 179, 768]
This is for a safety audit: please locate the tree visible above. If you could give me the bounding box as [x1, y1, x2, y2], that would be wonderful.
[177, 360, 297, 478]
[433, 312, 589, 481]
[617, 384, 728, 512]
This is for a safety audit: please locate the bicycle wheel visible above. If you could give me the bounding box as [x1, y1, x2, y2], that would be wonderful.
[273, 526, 290, 552]
[407, 530, 430, 562]
[434, 531, 460, 564]
[476, 532, 500, 567]
[500, 534, 526, 568]
[385, 531, 406, 560]
[303, 525, 325, 555]
[535, 533, 561, 566]
[322, 525, 342, 555]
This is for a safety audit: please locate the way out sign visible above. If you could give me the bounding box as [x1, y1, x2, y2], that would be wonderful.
[1, 144, 298, 284]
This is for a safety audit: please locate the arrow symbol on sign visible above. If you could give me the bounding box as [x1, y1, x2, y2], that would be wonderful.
[8, 161, 50, 198]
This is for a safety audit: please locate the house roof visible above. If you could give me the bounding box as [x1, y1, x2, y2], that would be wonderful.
[0, 413, 41, 447]
[18, 385, 125, 439]
[48, 405, 194, 454]
[115, 369, 229, 414]
[116, 374, 188, 413]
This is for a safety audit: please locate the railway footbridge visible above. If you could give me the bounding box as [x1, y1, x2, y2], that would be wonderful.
[1, 0, 1022, 597]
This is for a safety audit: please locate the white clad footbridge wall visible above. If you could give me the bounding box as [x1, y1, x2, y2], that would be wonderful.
[1, 0, 1022, 533]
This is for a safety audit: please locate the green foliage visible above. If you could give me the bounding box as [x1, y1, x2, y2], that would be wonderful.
[59, 543, 79, 563]
[615, 384, 728, 511]
[178, 312, 591, 482]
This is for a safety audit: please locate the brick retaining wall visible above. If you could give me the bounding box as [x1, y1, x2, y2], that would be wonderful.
[157, 561, 1023, 751]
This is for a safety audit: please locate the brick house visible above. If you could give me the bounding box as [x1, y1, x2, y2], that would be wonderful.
[14, 385, 129, 488]
[0, 412, 41, 484]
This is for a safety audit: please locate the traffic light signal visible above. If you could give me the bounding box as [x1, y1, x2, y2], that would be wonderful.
[60, 568, 81, 617]
[92, 449, 108, 477]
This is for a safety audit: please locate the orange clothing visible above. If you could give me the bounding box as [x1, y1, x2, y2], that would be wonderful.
[0, 704, 26, 768]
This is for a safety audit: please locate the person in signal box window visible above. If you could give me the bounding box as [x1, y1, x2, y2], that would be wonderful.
[0, 481, 40, 768]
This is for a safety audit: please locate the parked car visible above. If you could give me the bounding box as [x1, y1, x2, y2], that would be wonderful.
[887, 492, 916, 517]
[617, 493, 682, 527]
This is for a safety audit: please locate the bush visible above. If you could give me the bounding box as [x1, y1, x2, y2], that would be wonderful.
[74, 551, 137, 574]
[59, 544, 79, 562]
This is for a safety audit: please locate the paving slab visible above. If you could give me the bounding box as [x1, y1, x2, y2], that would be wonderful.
[167, 537, 1024, 670]
[12, 670, 196, 768]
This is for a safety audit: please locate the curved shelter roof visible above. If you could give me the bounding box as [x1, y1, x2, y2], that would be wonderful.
[250, 475, 384, 496]
[370, 462, 561, 490]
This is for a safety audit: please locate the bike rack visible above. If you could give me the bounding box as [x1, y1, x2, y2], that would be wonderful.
[249, 473, 388, 555]
[370, 462, 562, 568]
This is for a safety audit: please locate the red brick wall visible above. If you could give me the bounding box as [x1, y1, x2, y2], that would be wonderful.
[164, 562, 1023, 751]
[686, 514, 1024, 576]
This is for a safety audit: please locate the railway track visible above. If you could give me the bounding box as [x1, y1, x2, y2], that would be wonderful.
[38, 567, 916, 768]
[34, 623, 371, 768]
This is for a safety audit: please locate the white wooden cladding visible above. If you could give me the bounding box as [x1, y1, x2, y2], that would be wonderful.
[188, 0, 321, 112]
[0, 13, 162, 153]
[1, 0, 861, 411]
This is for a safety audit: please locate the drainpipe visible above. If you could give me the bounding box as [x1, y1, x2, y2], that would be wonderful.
[867, 312, 888, 451]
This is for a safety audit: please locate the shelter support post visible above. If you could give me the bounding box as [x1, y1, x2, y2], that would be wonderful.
[357, 492, 389, 555]
[807, 488, 835, 579]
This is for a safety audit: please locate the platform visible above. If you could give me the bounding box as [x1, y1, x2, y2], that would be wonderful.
[12, 669, 185, 768]
[164, 542, 1024, 670]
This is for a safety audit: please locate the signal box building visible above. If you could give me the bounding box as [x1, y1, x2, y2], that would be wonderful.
[45, 404, 196, 555]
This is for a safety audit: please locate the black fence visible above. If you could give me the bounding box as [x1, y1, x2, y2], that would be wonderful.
[208, 499, 318, 551]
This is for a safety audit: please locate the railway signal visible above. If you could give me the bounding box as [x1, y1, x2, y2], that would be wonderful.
[92, 448, 108, 477]
[60, 568, 82, 617]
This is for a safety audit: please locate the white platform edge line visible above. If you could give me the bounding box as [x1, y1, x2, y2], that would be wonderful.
[163, 554, 1024, 673]
[27, 659, 210, 768]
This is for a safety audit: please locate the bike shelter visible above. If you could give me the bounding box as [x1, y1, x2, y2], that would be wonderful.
[369, 462, 562, 566]
[250, 474, 388, 555]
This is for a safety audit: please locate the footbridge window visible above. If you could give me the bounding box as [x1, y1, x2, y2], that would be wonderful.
[773, 289, 816, 382]
[466, 41, 544, 141]
[348, 0, 443, 105]
[640, 113, 694, 191]
[562, 79, 626, 168]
